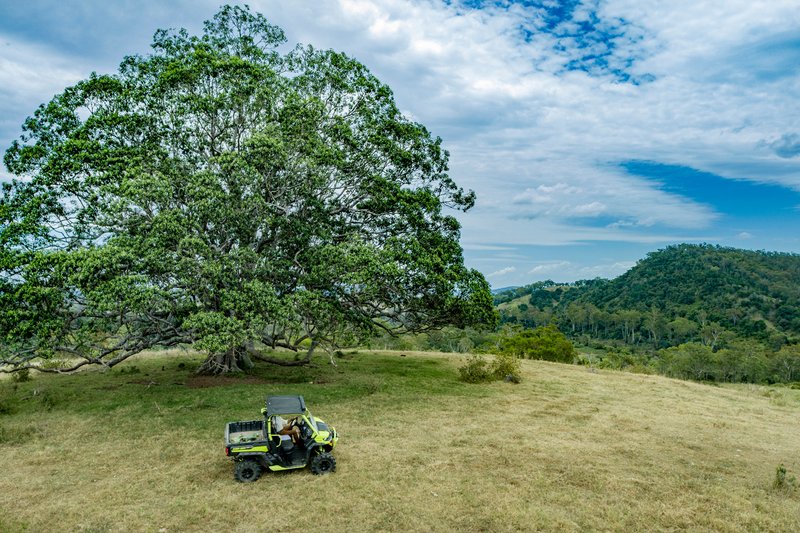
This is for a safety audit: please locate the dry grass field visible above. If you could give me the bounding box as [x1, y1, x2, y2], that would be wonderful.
[1, 350, 798, 532]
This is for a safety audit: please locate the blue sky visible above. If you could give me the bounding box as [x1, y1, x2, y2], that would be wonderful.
[2, 0, 799, 286]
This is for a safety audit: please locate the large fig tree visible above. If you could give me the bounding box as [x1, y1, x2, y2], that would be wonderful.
[0, 6, 495, 375]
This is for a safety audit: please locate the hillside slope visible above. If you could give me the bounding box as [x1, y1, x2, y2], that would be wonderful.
[1, 351, 798, 532]
[584, 244, 800, 329]
[500, 244, 800, 348]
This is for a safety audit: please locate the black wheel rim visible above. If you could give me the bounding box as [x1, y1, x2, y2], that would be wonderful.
[318, 459, 332, 472]
[240, 465, 257, 480]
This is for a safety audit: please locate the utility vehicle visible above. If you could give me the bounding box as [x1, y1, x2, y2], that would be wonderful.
[224, 395, 338, 482]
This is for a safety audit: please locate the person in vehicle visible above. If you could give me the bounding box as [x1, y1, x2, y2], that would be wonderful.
[272, 415, 301, 444]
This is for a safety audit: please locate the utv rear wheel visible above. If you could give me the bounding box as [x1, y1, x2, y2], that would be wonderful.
[310, 452, 336, 475]
[235, 460, 261, 482]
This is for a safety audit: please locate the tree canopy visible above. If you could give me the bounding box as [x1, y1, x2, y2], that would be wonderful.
[0, 5, 496, 374]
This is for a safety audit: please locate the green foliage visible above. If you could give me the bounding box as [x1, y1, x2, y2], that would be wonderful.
[591, 347, 650, 371]
[657, 343, 717, 381]
[458, 355, 493, 383]
[772, 345, 800, 382]
[117, 365, 142, 375]
[0, 423, 42, 445]
[38, 359, 71, 370]
[656, 341, 773, 383]
[497, 245, 800, 347]
[458, 353, 522, 384]
[367, 325, 498, 354]
[772, 464, 797, 492]
[0, 394, 16, 415]
[489, 352, 522, 382]
[34, 389, 58, 411]
[11, 369, 30, 383]
[0, 5, 494, 375]
[493, 244, 800, 384]
[499, 324, 576, 363]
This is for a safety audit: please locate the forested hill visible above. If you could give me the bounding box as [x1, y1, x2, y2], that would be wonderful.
[582, 244, 800, 326]
[496, 244, 800, 347]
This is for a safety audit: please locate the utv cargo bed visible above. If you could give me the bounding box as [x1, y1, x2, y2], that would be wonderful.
[225, 419, 265, 445]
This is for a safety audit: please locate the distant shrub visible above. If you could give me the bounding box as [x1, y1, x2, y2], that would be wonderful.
[772, 464, 797, 492]
[458, 355, 493, 383]
[657, 343, 716, 381]
[499, 324, 576, 363]
[12, 369, 31, 383]
[0, 396, 16, 415]
[39, 359, 71, 370]
[589, 340, 609, 350]
[596, 349, 645, 370]
[575, 354, 591, 366]
[771, 345, 800, 383]
[658, 341, 774, 384]
[459, 353, 523, 384]
[490, 353, 522, 383]
[627, 364, 655, 375]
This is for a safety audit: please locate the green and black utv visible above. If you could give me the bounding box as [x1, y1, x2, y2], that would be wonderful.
[224, 395, 339, 482]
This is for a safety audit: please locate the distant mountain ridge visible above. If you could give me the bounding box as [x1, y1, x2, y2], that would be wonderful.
[491, 285, 520, 295]
[495, 244, 800, 346]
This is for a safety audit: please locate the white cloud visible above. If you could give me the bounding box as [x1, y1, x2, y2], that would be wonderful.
[514, 184, 583, 205]
[3, 0, 799, 281]
[579, 261, 637, 278]
[528, 261, 572, 275]
[522, 259, 637, 283]
[0, 36, 87, 150]
[460, 243, 516, 251]
[572, 202, 607, 216]
[487, 266, 516, 278]
[0, 40, 81, 97]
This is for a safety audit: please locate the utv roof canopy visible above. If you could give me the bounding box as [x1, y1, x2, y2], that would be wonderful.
[265, 395, 307, 416]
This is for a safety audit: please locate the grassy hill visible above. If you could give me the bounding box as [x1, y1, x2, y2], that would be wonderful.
[498, 245, 800, 358]
[1, 351, 799, 532]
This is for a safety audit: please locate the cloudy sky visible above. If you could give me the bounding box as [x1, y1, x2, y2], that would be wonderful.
[2, 0, 799, 287]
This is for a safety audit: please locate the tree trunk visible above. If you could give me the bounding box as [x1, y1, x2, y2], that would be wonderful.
[196, 341, 319, 375]
[196, 347, 254, 375]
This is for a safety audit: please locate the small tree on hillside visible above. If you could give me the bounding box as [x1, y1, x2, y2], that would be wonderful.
[772, 344, 800, 383]
[499, 324, 576, 363]
[0, 6, 496, 375]
[657, 343, 715, 381]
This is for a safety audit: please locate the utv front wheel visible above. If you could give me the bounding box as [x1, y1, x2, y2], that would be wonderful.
[235, 460, 261, 482]
[310, 452, 336, 475]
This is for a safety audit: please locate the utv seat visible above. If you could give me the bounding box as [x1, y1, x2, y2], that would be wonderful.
[280, 436, 294, 452]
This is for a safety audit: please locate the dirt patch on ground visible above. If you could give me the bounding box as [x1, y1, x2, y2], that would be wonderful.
[127, 379, 159, 386]
[185, 375, 273, 389]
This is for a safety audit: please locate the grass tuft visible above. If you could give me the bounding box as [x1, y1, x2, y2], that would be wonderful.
[772, 464, 797, 492]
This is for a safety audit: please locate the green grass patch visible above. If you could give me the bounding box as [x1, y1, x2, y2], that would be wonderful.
[1, 350, 799, 532]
